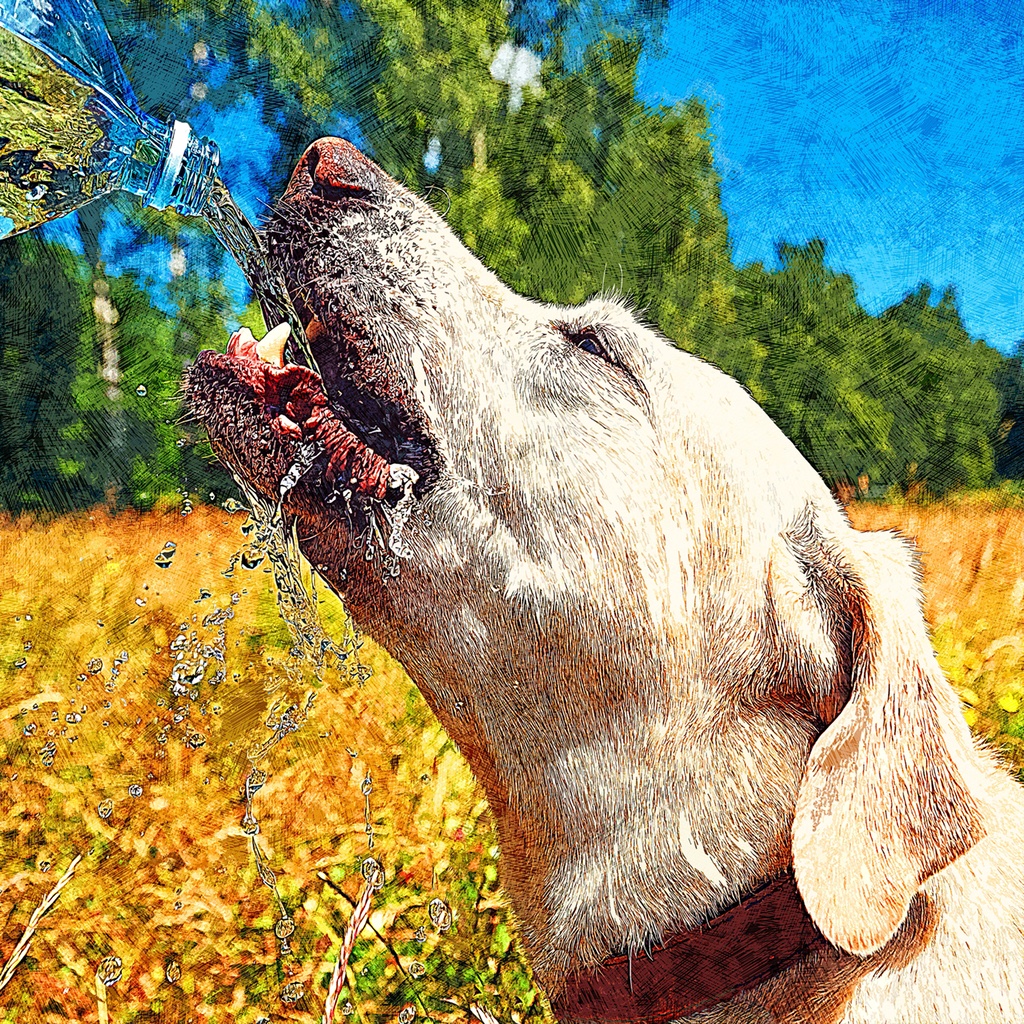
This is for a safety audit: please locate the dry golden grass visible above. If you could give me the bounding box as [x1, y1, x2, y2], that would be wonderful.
[0, 508, 544, 1023]
[849, 501, 1024, 774]
[0, 501, 1021, 1021]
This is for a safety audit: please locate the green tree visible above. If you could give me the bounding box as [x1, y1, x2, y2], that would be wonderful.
[0, 236, 90, 510]
[734, 240, 893, 489]
[993, 345, 1024, 480]
[881, 285, 1001, 493]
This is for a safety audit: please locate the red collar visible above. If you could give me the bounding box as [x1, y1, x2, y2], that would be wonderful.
[551, 870, 829, 1023]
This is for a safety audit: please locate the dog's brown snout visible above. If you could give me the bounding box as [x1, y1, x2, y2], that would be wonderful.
[293, 137, 378, 200]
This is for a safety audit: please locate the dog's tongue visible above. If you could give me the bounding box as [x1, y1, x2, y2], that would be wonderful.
[226, 325, 393, 500]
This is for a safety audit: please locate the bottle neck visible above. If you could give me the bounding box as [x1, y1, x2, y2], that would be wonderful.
[121, 117, 220, 217]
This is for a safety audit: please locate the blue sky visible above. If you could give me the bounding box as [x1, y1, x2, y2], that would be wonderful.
[41, 1, 1022, 351]
[636, 0, 1023, 352]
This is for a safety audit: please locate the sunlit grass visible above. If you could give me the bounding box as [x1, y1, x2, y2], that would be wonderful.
[849, 500, 1024, 777]
[0, 508, 545, 1023]
[0, 501, 1021, 1021]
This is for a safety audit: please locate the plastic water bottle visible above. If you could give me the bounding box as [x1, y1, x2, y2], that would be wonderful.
[0, 0, 220, 236]
[0, 0, 310, 358]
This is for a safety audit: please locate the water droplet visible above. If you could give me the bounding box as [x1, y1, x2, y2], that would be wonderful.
[87, 658, 103, 674]
[342, 1002, 355, 1016]
[23, 641, 32, 651]
[398, 1004, 416, 1024]
[245, 768, 267, 795]
[409, 961, 425, 978]
[274, 917, 295, 940]
[38, 859, 51, 872]
[361, 857, 385, 891]
[360, 774, 373, 797]
[22, 722, 36, 737]
[240, 551, 265, 570]
[241, 813, 259, 835]
[13, 658, 26, 670]
[165, 961, 182, 984]
[127, 784, 143, 798]
[428, 898, 452, 931]
[26, 183, 47, 201]
[156, 541, 177, 569]
[98, 799, 113, 819]
[65, 712, 82, 724]
[186, 733, 206, 749]
[280, 981, 304, 1004]
[135, 384, 147, 396]
[96, 955, 122, 986]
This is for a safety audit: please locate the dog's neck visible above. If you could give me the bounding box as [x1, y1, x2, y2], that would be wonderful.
[550, 870, 829, 1023]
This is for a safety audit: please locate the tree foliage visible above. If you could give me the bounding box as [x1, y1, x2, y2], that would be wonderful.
[0, 0, 1017, 511]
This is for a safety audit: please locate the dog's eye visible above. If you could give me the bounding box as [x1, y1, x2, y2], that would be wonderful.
[551, 320, 647, 403]
[562, 326, 615, 364]
[576, 330, 612, 361]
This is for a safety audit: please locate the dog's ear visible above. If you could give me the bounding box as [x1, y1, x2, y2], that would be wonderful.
[791, 526, 986, 955]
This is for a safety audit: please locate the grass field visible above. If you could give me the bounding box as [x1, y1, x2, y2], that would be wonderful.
[0, 508, 539, 1024]
[850, 499, 1024, 774]
[1, 501, 1023, 1022]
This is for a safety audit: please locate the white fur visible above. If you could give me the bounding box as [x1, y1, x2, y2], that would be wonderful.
[266, 141, 1024, 1022]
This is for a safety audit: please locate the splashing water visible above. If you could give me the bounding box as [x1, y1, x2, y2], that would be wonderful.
[238, 691, 319, 956]
[229, 480, 354, 679]
[204, 178, 314, 368]
[428, 897, 453, 932]
[154, 541, 176, 569]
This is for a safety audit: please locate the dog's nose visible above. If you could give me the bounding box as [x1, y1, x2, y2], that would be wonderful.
[291, 137, 379, 198]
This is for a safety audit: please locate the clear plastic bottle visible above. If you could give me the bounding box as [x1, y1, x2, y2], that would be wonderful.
[0, 0, 219, 237]
[0, 0, 310, 358]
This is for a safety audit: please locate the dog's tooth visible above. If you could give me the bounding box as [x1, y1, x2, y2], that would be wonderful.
[256, 323, 291, 367]
[227, 326, 257, 358]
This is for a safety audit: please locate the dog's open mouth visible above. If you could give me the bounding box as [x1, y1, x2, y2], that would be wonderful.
[187, 137, 442, 517]
[186, 322, 397, 507]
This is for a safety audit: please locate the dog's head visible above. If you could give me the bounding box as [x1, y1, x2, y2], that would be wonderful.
[186, 137, 986, 970]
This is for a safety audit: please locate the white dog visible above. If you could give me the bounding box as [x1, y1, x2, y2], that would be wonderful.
[186, 138, 1024, 1023]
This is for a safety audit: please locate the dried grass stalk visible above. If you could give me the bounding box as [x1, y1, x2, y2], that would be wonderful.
[322, 877, 374, 1024]
[96, 975, 110, 1024]
[0, 854, 82, 993]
